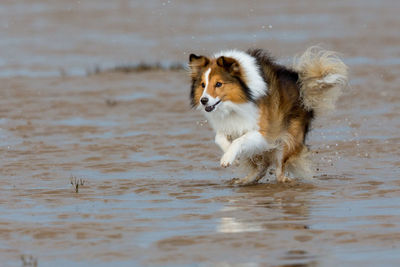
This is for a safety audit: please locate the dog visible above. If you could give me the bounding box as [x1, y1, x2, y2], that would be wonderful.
[188, 47, 348, 185]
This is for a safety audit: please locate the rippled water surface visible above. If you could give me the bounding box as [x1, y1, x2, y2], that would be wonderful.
[1, 0, 400, 266]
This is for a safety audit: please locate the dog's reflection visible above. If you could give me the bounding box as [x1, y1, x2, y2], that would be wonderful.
[217, 181, 315, 233]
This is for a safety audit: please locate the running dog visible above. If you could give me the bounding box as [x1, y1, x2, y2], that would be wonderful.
[189, 47, 348, 184]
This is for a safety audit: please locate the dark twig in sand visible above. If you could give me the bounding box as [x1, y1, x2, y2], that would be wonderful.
[105, 99, 118, 107]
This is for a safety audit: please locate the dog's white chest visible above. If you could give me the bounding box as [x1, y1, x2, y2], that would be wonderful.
[204, 102, 259, 139]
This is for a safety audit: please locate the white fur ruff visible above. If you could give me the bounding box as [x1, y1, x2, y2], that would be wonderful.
[202, 101, 259, 138]
[213, 50, 268, 100]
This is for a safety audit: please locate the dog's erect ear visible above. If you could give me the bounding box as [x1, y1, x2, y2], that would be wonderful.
[189, 54, 209, 77]
[189, 54, 205, 63]
[216, 56, 241, 75]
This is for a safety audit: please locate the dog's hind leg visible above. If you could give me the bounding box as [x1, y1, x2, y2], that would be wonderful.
[275, 142, 307, 182]
[231, 165, 268, 185]
[275, 147, 292, 183]
[275, 119, 309, 183]
[231, 157, 271, 185]
[286, 145, 313, 179]
[232, 168, 268, 185]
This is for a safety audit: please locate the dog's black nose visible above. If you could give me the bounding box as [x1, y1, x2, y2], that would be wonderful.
[200, 97, 209, 105]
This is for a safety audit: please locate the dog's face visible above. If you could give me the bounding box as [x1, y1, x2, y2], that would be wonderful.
[189, 54, 252, 113]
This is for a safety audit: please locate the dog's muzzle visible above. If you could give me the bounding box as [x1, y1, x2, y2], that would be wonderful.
[205, 100, 221, 112]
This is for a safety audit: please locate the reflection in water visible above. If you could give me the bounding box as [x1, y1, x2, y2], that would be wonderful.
[219, 182, 314, 227]
[217, 217, 262, 233]
[213, 182, 317, 265]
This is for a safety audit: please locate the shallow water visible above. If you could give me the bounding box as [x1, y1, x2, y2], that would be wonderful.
[1, 0, 400, 266]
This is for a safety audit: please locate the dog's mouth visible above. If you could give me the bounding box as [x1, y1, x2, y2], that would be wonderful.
[205, 100, 221, 112]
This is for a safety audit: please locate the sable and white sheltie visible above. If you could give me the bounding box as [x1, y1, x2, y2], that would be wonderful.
[189, 47, 348, 185]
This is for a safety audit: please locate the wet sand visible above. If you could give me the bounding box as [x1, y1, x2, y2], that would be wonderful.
[1, 0, 400, 266]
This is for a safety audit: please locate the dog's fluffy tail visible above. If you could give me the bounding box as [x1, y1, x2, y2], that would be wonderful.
[294, 46, 348, 114]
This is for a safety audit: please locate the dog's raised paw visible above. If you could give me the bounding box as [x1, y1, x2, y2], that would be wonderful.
[220, 160, 231, 168]
[220, 151, 236, 168]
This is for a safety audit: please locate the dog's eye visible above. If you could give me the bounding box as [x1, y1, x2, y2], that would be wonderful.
[215, 82, 222, 87]
[201, 82, 205, 88]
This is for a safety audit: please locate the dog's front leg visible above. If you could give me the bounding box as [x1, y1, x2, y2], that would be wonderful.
[220, 131, 273, 168]
[215, 132, 231, 152]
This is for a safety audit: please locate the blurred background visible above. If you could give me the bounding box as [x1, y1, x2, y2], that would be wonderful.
[1, 1, 400, 266]
[1, 0, 399, 77]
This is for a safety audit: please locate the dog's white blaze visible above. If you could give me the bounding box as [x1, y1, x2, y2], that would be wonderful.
[200, 68, 211, 101]
[204, 68, 211, 90]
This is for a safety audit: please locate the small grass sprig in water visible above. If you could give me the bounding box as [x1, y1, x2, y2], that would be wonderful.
[86, 61, 186, 75]
[70, 175, 85, 193]
[20, 254, 37, 267]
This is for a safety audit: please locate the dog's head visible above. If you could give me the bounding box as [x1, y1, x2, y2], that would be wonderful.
[189, 53, 254, 113]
